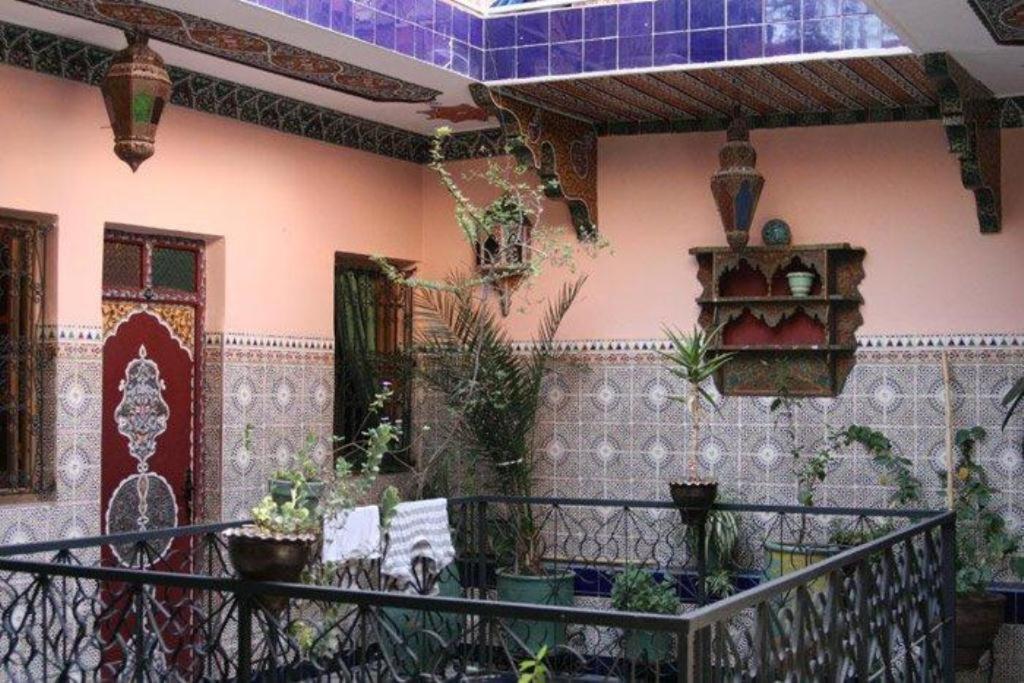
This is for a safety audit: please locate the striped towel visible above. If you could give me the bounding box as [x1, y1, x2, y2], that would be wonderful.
[381, 498, 455, 584]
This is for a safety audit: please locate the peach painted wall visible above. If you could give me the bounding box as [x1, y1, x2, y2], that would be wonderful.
[420, 123, 1024, 340]
[0, 65, 423, 337]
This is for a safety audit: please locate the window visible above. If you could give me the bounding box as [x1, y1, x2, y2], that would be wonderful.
[0, 214, 50, 496]
[102, 232, 199, 295]
[334, 254, 413, 471]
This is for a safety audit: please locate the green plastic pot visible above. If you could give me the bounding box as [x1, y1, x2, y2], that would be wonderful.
[623, 628, 674, 662]
[380, 566, 463, 676]
[268, 478, 325, 512]
[764, 540, 839, 594]
[496, 569, 575, 652]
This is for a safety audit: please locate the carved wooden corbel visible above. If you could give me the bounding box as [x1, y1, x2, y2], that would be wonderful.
[470, 84, 598, 240]
[924, 53, 1002, 233]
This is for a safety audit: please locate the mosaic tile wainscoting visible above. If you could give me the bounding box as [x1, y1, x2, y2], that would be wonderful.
[213, 334, 335, 522]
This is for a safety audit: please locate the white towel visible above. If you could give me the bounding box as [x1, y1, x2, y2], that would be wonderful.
[381, 499, 455, 584]
[322, 505, 382, 563]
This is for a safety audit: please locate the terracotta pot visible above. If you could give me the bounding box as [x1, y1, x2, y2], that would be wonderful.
[955, 592, 1006, 670]
[669, 481, 718, 525]
[224, 526, 316, 614]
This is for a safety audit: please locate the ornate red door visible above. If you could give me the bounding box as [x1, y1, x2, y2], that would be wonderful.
[101, 307, 193, 562]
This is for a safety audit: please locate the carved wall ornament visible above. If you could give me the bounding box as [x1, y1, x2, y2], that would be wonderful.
[924, 53, 1002, 233]
[471, 84, 598, 240]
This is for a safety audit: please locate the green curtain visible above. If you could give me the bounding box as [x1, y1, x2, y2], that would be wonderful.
[334, 267, 380, 460]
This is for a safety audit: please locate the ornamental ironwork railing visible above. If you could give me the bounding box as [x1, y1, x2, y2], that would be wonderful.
[0, 497, 954, 681]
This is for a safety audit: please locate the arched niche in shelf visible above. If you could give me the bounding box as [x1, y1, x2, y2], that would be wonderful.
[722, 309, 827, 347]
[718, 259, 769, 297]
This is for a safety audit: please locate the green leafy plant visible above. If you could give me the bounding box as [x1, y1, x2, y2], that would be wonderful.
[610, 566, 681, 615]
[689, 507, 740, 598]
[945, 427, 1024, 596]
[414, 276, 585, 575]
[660, 325, 736, 481]
[248, 386, 400, 537]
[517, 645, 549, 683]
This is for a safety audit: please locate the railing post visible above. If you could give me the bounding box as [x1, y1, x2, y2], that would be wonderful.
[940, 516, 956, 682]
[695, 513, 708, 607]
[676, 620, 692, 683]
[237, 591, 252, 683]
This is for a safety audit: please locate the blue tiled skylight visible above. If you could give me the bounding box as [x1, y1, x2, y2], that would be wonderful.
[243, 0, 904, 84]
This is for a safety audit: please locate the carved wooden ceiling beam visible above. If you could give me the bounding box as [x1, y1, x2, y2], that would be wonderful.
[924, 53, 1002, 233]
[471, 84, 599, 240]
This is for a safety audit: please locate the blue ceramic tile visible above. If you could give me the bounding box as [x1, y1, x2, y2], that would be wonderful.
[619, 3, 653, 36]
[517, 12, 549, 46]
[584, 38, 617, 71]
[765, 0, 799, 22]
[803, 18, 841, 51]
[691, 28, 725, 62]
[353, 4, 374, 41]
[452, 9, 470, 42]
[765, 22, 801, 55]
[432, 1, 452, 35]
[727, 25, 762, 59]
[843, 0, 870, 14]
[412, 0, 432, 24]
[487, 16, 516, 49]
[550, 41, 583, 74]
[470, 16, 484, 47]
[259, 0, 284, 11]
[803, 0, 841, 19]
[375, 13, 395, 48]
[654, 0, 687, 33]
[517, 44, 549, 78]
[486, 47, 516, 80]
[395, 19, 415, 55]
[395, 0, 415, 18]
[452, 40, 470, 75]
[308, 0, 331, 26]
[551, 9, 583, 42]
[691, 0, 724, 29]
[842, 15, 882, 49]
[728, 0, 762, 25]
[331, 0, 353, 34]
[654, 31, 688, 65]
[619, 34, 653, 68]
[282, 0, 306, 18]
[470, 47, 483, 80]
[414, 27, 432, 60]
[375, 0, 396, 16]
[584, 6, 617, 40]
[432, 30, 450, 65]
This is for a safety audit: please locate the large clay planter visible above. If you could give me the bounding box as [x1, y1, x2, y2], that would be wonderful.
[381, 566, 464, 676]
[496, 569, 575, 652]
[955, 592, 1006, 670]
[224, 526, 316, 614]
[763, 541, 840, 595]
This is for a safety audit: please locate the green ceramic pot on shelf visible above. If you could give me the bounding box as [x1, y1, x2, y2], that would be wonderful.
[786, 271, 815, 297]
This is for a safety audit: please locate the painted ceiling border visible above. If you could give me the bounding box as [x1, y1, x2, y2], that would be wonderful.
[0, 20, 502, 163]
[14, 0, 441, 102]
[967, 0, 1024, 46]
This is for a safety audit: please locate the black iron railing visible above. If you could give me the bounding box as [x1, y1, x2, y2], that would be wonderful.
[0, 497, 954, 681]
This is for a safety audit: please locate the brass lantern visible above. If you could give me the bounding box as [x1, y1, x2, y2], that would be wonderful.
[101, 32, 171, 172]
[710, 111, 765, 250]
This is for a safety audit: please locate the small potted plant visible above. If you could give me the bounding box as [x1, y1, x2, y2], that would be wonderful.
[610, 566, 681, 662]
[224, 386, 399, 612]
[267, 433, 325, 511]
[660, 325, 735, 522]
[946, 427, 1024, 670]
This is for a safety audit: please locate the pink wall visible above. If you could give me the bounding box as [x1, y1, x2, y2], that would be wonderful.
[0, 65, 423, 337]
[421, 123, 1024, 340]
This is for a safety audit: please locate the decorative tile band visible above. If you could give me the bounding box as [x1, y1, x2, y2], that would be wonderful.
[206, 332, 334, 352]
[0, 21, 498, 163]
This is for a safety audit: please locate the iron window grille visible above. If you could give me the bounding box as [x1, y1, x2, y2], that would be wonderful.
[0, 215, 52, 496]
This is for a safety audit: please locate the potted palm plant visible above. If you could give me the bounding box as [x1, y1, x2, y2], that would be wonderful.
[946, 427, 1024, 670]
[660, 325, 735, 522]
[610, 566, 681, 662]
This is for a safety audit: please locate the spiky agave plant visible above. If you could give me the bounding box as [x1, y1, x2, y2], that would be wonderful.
[416, 275, 586, 574]
[660, 324, 735, 482]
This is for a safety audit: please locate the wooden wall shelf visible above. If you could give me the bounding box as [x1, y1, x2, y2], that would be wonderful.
[690, 243, 865, 397]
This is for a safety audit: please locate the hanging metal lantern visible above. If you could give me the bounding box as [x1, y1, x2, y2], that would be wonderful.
[710, 111, 765, 250]
[101, 32, 171, 172]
